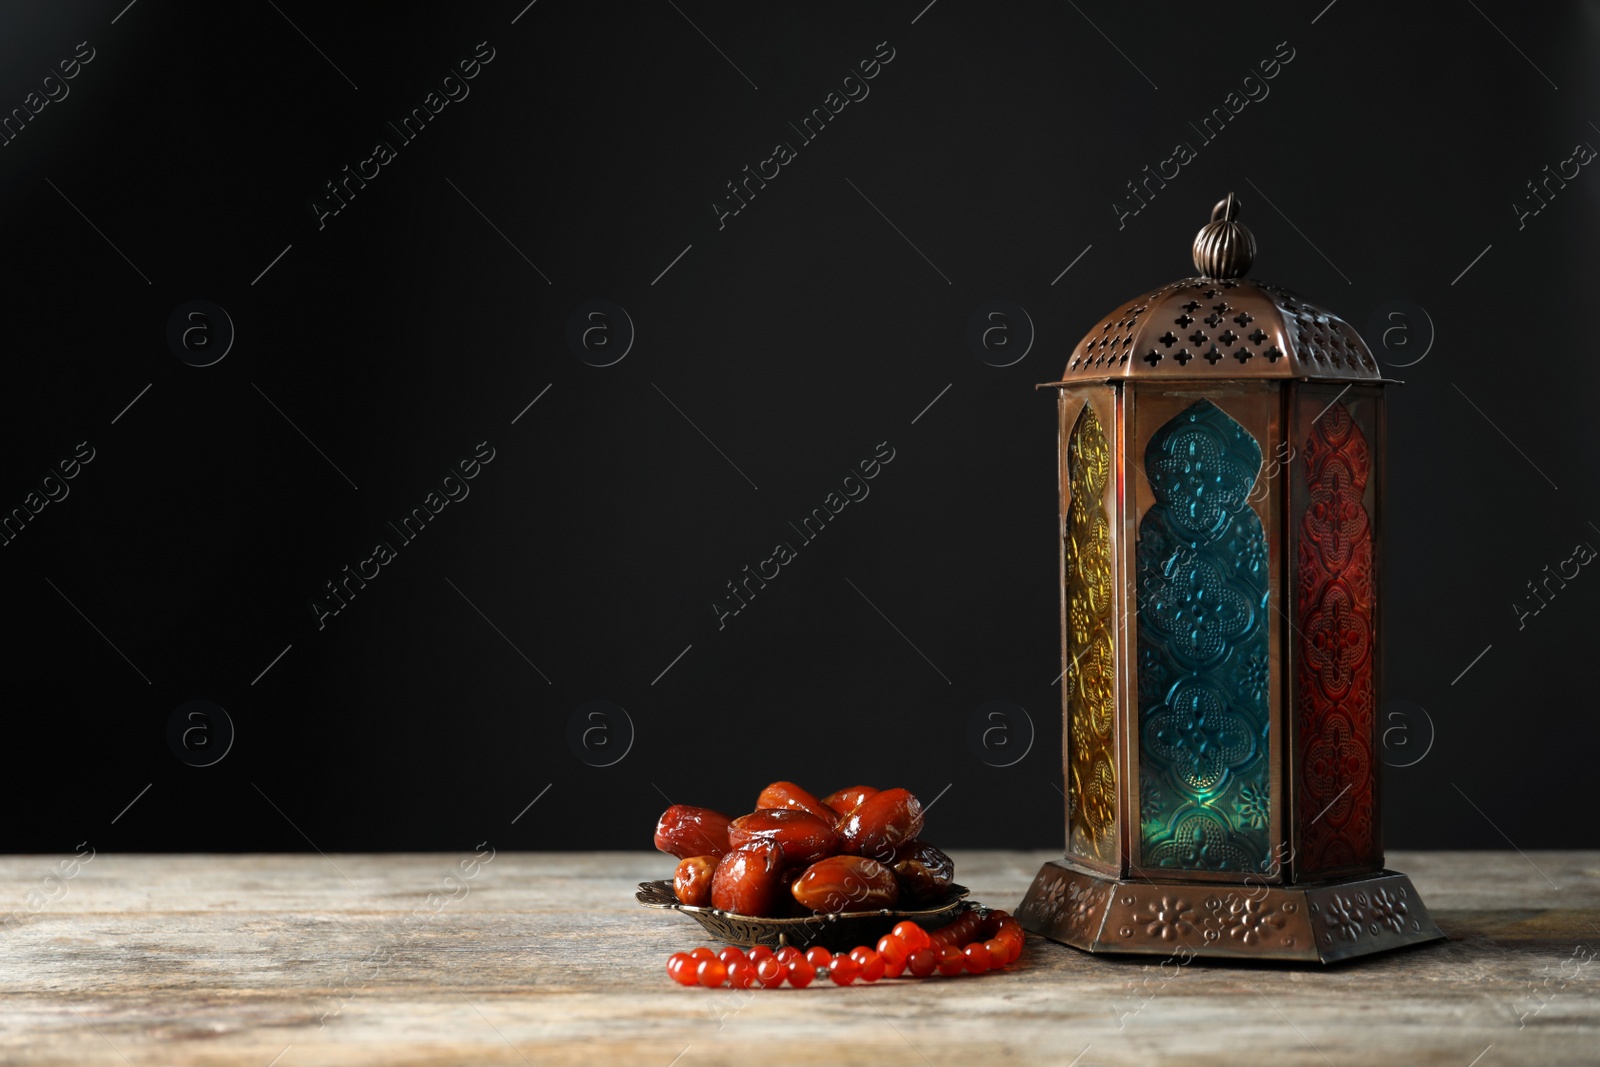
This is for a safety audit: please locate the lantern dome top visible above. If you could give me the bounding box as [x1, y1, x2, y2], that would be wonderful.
[1044, 194, 1380, 384]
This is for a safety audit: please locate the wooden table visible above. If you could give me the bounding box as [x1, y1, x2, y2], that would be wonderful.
[2, 851, 1596, 1066]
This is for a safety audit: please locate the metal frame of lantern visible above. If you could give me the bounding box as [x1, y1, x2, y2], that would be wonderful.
[1015, 195, 1444, 963]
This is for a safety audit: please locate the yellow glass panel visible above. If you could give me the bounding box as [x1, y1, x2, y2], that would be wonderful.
[1066, 403, 1116, 864]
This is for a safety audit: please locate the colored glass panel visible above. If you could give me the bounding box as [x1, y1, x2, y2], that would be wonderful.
[1137, 400, 1271, 873]
[1065, 404, 1117, 865]
[1295, 402, 1377, 872]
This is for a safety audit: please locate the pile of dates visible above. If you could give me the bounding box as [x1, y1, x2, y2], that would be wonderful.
[654, 782, 954, 917]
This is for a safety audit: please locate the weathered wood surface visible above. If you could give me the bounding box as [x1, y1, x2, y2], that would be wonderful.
[0, 851, 1596, 1066]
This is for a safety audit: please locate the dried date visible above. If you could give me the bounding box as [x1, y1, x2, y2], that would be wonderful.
[837, 788, 924, 860]
[727, 809, 839, 867]
[889, 840, 954, 903]
[673, 855, 717, 907]
[756, 781, 837, 825]
[654, 804, 732, 860]
[710, 842, 786, 916]
[790, 855, 899, 914]
[821, 785, 878, 818]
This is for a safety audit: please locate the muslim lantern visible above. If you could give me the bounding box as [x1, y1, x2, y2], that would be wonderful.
[1015, 194, 1444, 962]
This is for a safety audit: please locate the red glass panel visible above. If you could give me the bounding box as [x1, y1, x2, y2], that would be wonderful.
[1296, 401, 1378, 875]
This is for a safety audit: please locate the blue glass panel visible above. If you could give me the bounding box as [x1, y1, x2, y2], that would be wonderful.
[1137, 399, 1271, 872]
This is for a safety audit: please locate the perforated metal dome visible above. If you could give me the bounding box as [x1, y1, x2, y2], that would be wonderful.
[1044, 275, 1380, 383]
[1041, 195, 1381, 385]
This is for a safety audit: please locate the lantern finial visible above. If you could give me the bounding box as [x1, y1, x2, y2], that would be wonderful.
[1192, 192, 1255, 279]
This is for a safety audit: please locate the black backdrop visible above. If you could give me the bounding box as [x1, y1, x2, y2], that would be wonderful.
[2, 1, 1595, 854]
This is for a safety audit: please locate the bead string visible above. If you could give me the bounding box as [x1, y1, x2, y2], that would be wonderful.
[665, 906, 1025, 988]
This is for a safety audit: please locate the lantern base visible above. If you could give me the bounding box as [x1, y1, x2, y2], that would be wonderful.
[1016, 860, 1444, 964]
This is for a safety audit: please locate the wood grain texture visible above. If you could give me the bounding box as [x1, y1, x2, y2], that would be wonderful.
[1, 850, 1596, 1066]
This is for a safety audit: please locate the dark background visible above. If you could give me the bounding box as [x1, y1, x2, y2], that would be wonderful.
[2, 1, 1594, 854]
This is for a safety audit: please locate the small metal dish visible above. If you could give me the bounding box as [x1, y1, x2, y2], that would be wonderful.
[636, 880, 971, 951]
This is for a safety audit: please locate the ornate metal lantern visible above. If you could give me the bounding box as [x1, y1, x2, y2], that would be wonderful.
[1015, 195, 1444, 962]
